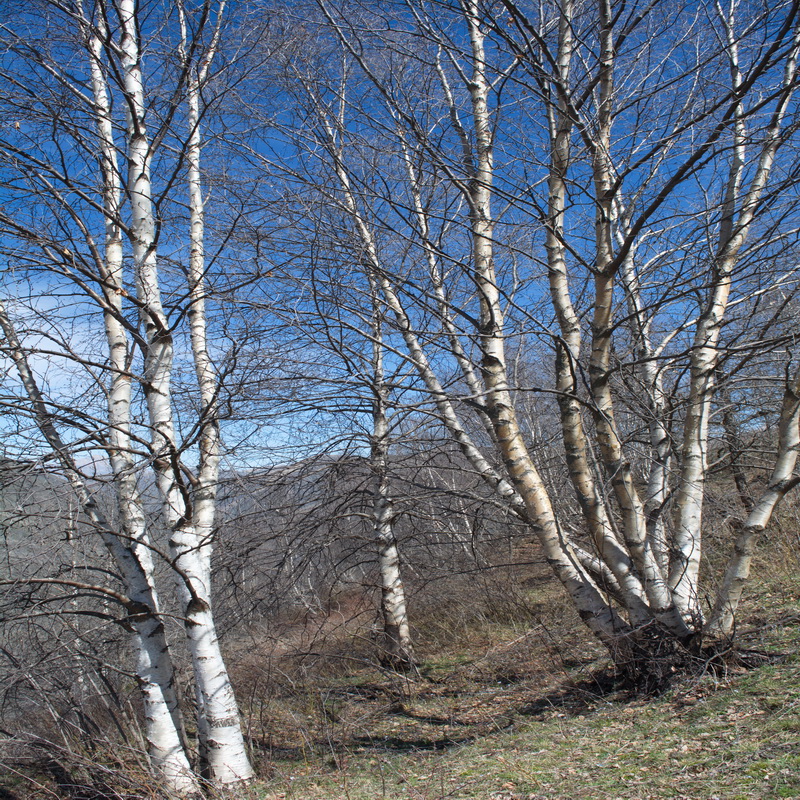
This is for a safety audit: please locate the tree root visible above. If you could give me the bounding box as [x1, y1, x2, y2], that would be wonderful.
[613, 626, 782, 695]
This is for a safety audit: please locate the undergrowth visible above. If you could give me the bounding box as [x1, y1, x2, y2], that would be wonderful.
[2, 533, 798, 799]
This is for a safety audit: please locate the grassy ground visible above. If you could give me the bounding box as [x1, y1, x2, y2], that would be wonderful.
[253, 652, 800, 799]
[2, 544, 798, 799]
[245, 571, 800, 800]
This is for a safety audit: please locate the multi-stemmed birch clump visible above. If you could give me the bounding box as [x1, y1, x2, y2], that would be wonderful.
[2, 0, 800, 793]
[266, 0, 800, 683]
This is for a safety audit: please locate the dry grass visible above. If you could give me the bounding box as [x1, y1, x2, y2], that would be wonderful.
[245, 607, 800, 799]
[2, 525, 798, 799]
[234, 534, 800, 800]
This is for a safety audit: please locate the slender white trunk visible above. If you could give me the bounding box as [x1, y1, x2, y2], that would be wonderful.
[670, 17, 799, 620]
[579, 0, 688, 640]
[456, 0, 631, 654]
[0, 300, 197, 796]
[368, 283, 415, 669]
[617, 239, 672, 577]
[543, 0, 651, 626]
[182, 0, 225, 588]
[398, 130, 496, 444]
[118, 0, 252, 782]
[373, 410, 414, 668]
[706, 366, 800, 636]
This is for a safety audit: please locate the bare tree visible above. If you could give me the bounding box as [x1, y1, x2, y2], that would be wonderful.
[0, 0, 252, 787]
[0, 299, 198, 795]
[296, 0, 800, 682]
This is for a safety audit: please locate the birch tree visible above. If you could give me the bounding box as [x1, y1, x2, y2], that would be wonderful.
[227, 34, 425, 669]
[368, 290, 417, 670]
[0, 299, 199, 796]
[302, 0, 800, 683]
[0, 0, 252, 786]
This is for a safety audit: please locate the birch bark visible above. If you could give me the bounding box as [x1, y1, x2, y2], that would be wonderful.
[617, 233, 673, 578]
[314, 0, 800, 672]
[706, 365, 800, 635]
[0, 300, 198, 796]
[453, 0, 633, 654]
[670, 13, 800, 621]
[314, 1, 633, 656]
[367, 280, 416, 669]
[117, 0, 252, 782]
[542, 0, 651, 626]
[568, 0, 689, 638]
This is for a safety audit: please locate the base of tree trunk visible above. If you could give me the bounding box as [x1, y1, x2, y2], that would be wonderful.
[378, 629, 418, 674]
[613, 627, 779, 695]
[378, 649, 419, 673]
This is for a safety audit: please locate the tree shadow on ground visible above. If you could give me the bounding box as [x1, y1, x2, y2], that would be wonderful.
[518, 669, 624, 720]
[349, 733, 477, 753]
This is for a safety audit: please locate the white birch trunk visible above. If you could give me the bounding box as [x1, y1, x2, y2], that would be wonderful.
[670, 16, 799, 621]
[182, 0, 225, 583]
[373, 390, 415, 669]
[617, 238, 672, 577]
[316, 4, 631, 656]
[578, 0, 689, 640]
[705, 366, 800, 636]
[367, 282, 415, 669]
[456, 0, 632, 655]
[118, 0, 252, 782]
[0, 300, 197, 796]
[398, 129, 496, 444]
[543, 0, 651, 627]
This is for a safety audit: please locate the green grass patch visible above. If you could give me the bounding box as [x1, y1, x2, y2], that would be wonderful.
[253, 636, 800, 799]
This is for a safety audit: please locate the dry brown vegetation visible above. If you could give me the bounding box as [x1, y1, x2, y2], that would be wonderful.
[2, 478, 799, 799]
